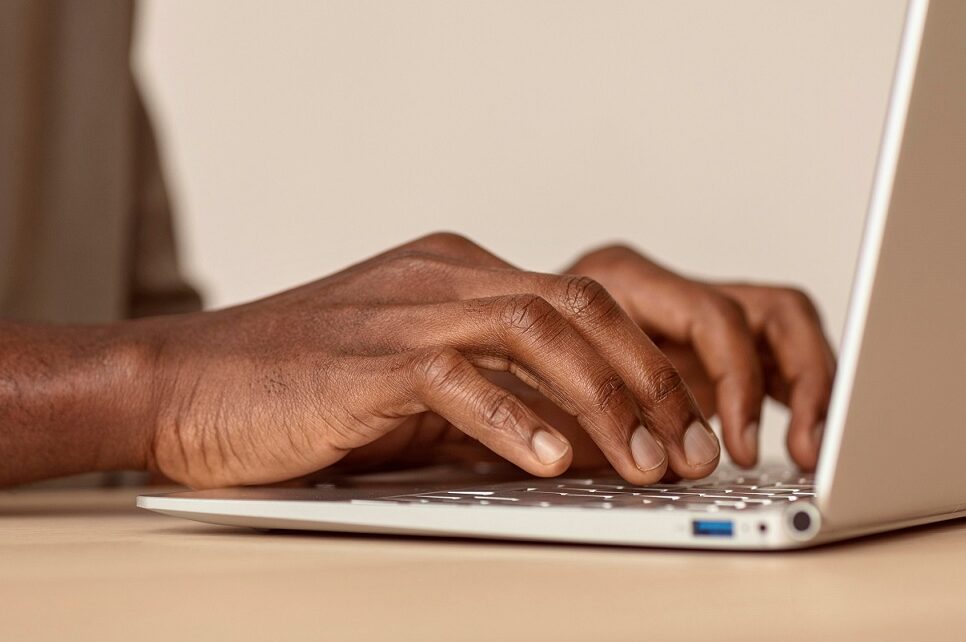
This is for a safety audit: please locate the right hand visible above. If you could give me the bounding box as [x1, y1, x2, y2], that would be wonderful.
[139, 233, 720, 488]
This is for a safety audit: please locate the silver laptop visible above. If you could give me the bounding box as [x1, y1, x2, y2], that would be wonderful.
[138, 0, 966, 550]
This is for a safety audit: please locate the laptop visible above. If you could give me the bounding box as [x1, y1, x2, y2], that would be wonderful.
[138, 0, 966, 549]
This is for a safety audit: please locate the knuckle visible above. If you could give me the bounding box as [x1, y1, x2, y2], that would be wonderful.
[590, 372, 631, 414]
[478, 390, 524, 431]
[700, 291, 748, 330]
[570, 244, 638, 273]
[775, 286, 819, 317]
[599, 243, 637, 255]
[696, 293, 762, 387]
[412, 348, 467, 389]
[411, 231, 477, 252]
[560, 275, 619, 320]
[591, 243, 639, 262]
[497, 294, 563, 337]
[642, 364, 689, 406]
[382, 249, 447, 274]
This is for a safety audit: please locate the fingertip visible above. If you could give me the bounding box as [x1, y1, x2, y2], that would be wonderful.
[621, 460, 669, 486]
[683, 420, 720, 469]
[805, 420, 826, 471]
[630, 427, 668, 474]
[675, 460, 720, 480]
[786, 420, 820, 472]
[528, 429, 573, 476]
[720, 417, 759, 469]
[598, 427, 667, 485]
[660, 419, 721, 479]
[714, 379, 763, 468]
[532, 429, 569, 463]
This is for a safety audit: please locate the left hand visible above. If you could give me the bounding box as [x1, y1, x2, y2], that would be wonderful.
[567, 245, 836, 471]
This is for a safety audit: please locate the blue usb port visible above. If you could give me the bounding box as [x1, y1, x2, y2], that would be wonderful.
[692, 519, 734, 537]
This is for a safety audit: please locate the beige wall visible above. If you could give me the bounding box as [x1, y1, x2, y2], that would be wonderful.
[134, 0, 908, 459]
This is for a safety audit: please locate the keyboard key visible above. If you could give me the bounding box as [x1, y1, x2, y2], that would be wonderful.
[374, 468, 815, 511]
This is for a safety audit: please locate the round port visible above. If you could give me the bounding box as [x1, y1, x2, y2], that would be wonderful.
[792, 510, 812, 532]
[784, 504, 821, 541]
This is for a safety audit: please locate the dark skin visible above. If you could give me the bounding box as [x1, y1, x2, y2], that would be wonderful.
[0, 233, 834, 488]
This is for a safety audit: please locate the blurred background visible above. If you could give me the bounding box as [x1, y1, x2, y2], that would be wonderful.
[134, 0, 908, 460]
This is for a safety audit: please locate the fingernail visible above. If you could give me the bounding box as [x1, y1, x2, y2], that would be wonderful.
[684, 420, 720, 467]
[630, 426, 667, 472]
[532, 430, 569, 465]
[743, 421, 759, 459]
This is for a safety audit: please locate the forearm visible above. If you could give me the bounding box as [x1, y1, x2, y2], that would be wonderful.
[0, 322, 156, 486]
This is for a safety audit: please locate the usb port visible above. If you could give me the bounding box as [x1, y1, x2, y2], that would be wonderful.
[692, 519, 734, 537]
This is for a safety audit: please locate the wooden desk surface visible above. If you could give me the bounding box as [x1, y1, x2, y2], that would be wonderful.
[2, 487, 965, 642]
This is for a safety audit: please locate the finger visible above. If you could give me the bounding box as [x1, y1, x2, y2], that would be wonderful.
[656, 286, 764, 468]
[658, 342, 717, 417]
[717, 285, 835, 470]
[556, 258, 762, 468]
[786, 373, 830, 471]
[394, 296, 671, 484]
[456, 274, 721, 479]
[544, 276, 726, 476]
[370, 241, 719, 478]
[377, 348, 575, 476]
[483, 370, 614, 471]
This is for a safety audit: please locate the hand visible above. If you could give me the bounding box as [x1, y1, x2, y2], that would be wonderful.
[567, 245, 836, 470]
[142, 233, 721, 488]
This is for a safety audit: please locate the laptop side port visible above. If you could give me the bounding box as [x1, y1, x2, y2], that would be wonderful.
[692, 519, 734, 537]
[783, 503, 821, 542]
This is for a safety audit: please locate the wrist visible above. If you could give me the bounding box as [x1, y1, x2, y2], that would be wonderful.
[0, 321, 166, 485]
[90, 322, 167, 474]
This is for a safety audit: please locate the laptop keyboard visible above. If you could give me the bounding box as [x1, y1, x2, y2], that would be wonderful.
[359, 467, 815, 512]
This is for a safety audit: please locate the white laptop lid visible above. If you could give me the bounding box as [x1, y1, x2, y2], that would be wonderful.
[816, 0, 966, 528]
